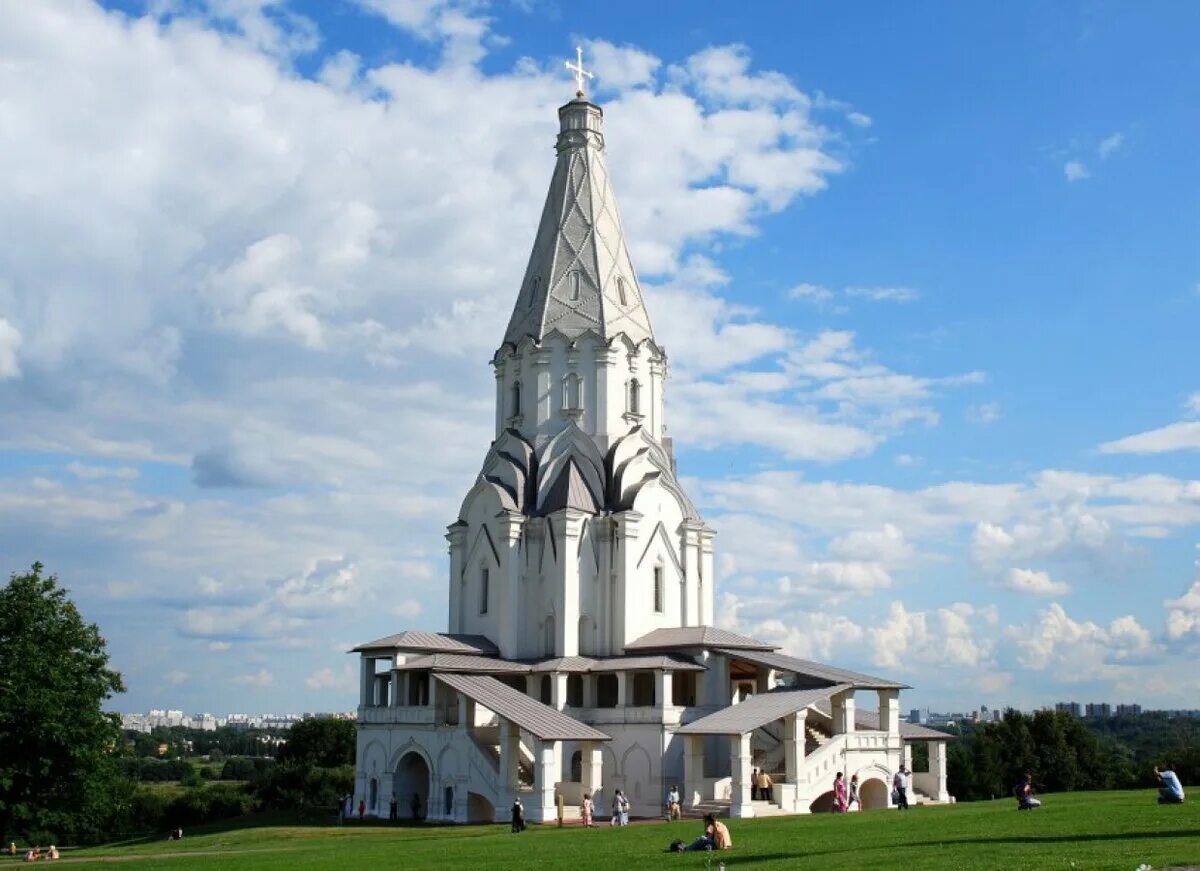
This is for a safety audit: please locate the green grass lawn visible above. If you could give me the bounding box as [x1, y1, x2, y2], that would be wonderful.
[12, 790, 1198, 870]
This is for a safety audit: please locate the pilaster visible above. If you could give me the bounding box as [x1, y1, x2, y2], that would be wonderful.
[683, 734, 704, 808]
[495, 510, 525, 658]
[611, 510, 642, 649]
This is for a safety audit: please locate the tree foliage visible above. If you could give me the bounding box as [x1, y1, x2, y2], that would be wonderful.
[275, 717, 356, 768]
[0, 564, 127, 842]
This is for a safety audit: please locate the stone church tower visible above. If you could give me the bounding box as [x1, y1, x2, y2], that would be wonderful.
[447, 95, 715, 661]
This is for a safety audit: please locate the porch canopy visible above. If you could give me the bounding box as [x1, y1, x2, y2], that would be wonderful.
[675, 684, 851, 736]
[711, 647, 909, 691]
[433, 672, 610, 742]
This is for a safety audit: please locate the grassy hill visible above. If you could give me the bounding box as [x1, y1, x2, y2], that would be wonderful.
[14, 790, 1198, 870]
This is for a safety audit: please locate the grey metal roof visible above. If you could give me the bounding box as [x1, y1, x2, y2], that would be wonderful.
[395, 654, 531, 674]
[713, 647, 908, 690]
[525, 656, 598, 673]
[675, 685, 851, 735]
[624, 627, 778, 652]
[589, 654, 706, 673]
[351, 631, 498, 656]
[434, 672, 611, 742]
[898, 721, 954, 741]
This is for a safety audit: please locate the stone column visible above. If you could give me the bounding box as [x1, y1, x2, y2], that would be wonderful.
[929, 741, 950, 802]
[877, 689, 900, 736]
[831, 690, 856, 735]
[656, 670, 673, 710]
[550, 673, 569, 710]
[583, 674, 598, 708]
[784, 709, 807, 784]
[755, 666, 776, 695]
[533, 740, 558, 822]
[499, 720, 521, 795]
[697, 528, 715, 627]
[581, 740, 603, 797]
[525, 674, 540, 697]
[390, 670, 401, 708]
[359, 655, 374, 709]
[446, 522, 467, 635]
[615, 671, 628, 707]
[729, 732, 755, 818]
[683, 734, 705, 808]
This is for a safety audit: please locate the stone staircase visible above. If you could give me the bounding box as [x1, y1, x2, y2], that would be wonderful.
[687, 798, 792, 819]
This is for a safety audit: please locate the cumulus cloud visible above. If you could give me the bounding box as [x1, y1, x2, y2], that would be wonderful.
[1064, 160, 1090, 182]
[232, 668, 275, 686]
[1098, 132, 1124, 159]
[1009, 604, 1155, 675]
[306, 665, 356, 691]
[1001, 568, 1070, 597]
[1100, 422, 1200, 455]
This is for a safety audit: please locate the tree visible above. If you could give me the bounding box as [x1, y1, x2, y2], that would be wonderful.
[0, 564, 126, 842]
[275, 717, 356, 768]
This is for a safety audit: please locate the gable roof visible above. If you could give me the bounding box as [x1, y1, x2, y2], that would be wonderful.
[675, 685, 852, 736]
[588, 654, 706, 673]
[713, 647, 908, 691]
[434, 672, 610, 742]
[624, 627, 778, 652]
[351, 631, 499, 656]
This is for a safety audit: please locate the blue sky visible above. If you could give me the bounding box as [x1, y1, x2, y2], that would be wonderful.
[1, 0, 1198, 714]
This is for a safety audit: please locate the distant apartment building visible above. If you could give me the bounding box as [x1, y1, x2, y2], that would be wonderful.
[1085, 703, 1113, 717]
[1116, 703, 1142, 716]
[908, 708, 923, 724]
[1055, 701, 1083, 717]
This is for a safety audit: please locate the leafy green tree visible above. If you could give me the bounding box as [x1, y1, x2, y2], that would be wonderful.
[275, 717, 356, 768]
[0, 563, 127, 842]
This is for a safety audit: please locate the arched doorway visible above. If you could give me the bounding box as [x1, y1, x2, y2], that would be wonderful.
[394, 751, 430, 820]
[859, 777, 888, 810]
[467, 792, 495, 823]
[809, 790, 836, 813]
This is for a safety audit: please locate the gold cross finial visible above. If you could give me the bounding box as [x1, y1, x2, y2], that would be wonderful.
[565, 45, 594, 98]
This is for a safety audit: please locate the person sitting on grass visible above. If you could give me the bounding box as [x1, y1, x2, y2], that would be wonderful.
[683, 813, 732, 852]
[47, 846, 58, 861]
[1015, 773, 1041, 810]
[1154, 765, 1186, 804]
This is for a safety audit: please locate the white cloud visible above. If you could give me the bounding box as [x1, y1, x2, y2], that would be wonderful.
[1164, 553, 1200, 647]
[968, 401, 1001, 424]
[66, 461, 140, 480]
[0, 318, 21, 379]
[827, 524, 913, 565]
[306, 665, 356, 691]
[871, 601, 992, 670]
[844, 286, 918, 303]
[585, 39, 661, 91]
[1186, 392, 1200, 414]
[232, 667, 274, 686]
[846, 111, 872, 128]
[787, 283, 834, 302]
[1001, 567, 1070, 596]
[1098, 132, 1124, 160]
[1064, 160, 1090, 182]
[1010, 604, 1154, 673]
[165, 669, 189, 686]
[1099, 422, 1200, 455]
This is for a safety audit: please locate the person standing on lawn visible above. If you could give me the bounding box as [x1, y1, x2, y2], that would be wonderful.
[893, 766, 910, 810]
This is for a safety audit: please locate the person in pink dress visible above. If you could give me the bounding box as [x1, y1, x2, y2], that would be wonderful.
[833, 772, 848, 812]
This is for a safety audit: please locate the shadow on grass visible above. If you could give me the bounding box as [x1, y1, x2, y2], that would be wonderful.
[726, 828, 1200, 865]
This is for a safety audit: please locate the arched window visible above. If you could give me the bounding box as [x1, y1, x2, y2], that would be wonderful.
[653, 565, 664, 613]
[569, 271, 581, 301]
[628, 378, 641, 415]
[617, 276, 627, 306]
[562, 372, 581, 412]
[479, 567, 489, 614]
[369, 778, 379, 811]
[510, 381, 522, 418]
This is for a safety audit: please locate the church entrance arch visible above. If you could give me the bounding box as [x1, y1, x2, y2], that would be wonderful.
[859, 778, 888, 810]
[467, 792, 495, 823]
[394, 751, 431, 820]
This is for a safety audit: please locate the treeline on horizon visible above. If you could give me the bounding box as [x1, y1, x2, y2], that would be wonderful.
[938, 709, 1200, 801]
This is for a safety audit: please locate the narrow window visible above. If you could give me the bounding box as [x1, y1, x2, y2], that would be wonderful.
[510, 381, 521, 418]
[653, 565, 664, 613]
[527, 276, 540, 309]
[562, 373, 581, 411]
[628, 378, 641, 415]
[479, 567, 489, 614]
[569, 271, 581, 301]
[617, 276, 627, 306]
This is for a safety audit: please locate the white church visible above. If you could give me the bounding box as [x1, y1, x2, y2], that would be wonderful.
[352, 55, 951, 824]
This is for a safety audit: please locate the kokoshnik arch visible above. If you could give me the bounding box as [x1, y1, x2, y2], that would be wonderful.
[351, 53, 952, 823]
